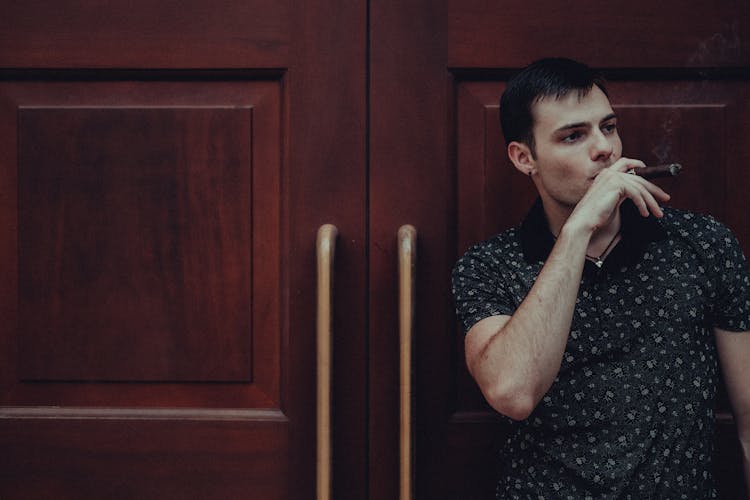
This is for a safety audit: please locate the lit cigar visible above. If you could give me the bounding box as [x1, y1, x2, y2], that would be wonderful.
[629, 163, 683, 179]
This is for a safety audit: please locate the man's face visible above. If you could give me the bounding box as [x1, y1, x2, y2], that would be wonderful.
[529, 86, 622, 212]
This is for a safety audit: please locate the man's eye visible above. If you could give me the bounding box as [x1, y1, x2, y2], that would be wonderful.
[562, 131, 582, 142]
[602, 123, 617, 134]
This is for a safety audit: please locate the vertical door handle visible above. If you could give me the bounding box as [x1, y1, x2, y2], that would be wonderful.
[398, 225, 417, 500]
[317, 224, 338, 500]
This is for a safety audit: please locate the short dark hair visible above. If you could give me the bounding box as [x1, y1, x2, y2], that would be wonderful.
[499, 58, 608, 155]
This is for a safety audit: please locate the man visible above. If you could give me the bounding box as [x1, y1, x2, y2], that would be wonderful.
[452, 58, 750, 499]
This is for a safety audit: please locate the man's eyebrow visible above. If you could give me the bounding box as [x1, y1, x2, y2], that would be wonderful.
[553, 121, 589, 134]
[554, 113, 618, 134]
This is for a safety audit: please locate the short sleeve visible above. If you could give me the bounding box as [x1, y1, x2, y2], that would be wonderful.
[705, 218, 750, 331]
[451, 242, 519, 334]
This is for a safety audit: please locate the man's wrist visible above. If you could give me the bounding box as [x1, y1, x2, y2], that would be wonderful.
[557, 218, 595, 244]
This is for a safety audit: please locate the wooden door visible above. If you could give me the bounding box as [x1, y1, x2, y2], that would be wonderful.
[0, 1, 368, 499]
[370, 1, 750, 499]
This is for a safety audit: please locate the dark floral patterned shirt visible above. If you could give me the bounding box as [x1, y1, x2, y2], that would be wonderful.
[452, 200, 750, 499]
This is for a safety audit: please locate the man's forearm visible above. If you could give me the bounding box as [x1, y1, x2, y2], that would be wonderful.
[469, 223, 591, 419]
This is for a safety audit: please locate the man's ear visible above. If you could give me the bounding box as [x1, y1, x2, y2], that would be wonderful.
[507, 141, 535, 177]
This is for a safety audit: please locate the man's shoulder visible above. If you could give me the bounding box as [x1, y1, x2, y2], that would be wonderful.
[659, 206, 733, 237]
[452, 226, 527, 278]
[460, 226, 522, 260]
[658, 206, 745, 262]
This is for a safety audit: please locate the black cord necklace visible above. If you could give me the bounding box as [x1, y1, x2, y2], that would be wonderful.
[585, 231, 621, 268]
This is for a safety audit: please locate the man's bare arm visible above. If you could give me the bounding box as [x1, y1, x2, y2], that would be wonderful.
[465, 224, 589, 420]
[715, 327, 750, 495]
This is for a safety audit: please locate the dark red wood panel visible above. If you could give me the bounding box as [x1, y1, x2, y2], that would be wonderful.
[19, 106, 253, 383]
[0, 413, 288, 500]
[286, 1, 369, 497]
[0, 0, 289, 68]
[369, 0, 453, 498]
[0, 0, 372, 487]
[449, 0, 750, 68]
[5, 1, 369, 499]
[1, 80, 282, 411]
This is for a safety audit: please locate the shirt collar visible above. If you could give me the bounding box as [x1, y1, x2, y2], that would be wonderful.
[520, 197, 666, 267]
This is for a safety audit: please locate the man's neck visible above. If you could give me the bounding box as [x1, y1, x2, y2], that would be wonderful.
[543, 200, 623, 257]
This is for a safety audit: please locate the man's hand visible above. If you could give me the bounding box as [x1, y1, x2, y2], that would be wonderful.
[567, 157, 672, 235]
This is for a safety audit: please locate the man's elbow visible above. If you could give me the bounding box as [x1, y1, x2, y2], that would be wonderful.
[483, 381, 538, 421]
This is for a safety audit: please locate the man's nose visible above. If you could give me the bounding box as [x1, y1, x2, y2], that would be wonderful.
[590, 129, 613, 161]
